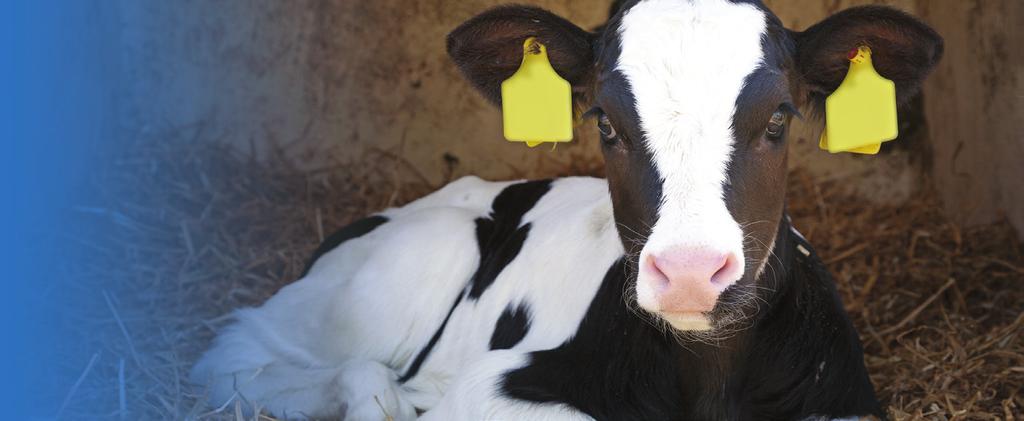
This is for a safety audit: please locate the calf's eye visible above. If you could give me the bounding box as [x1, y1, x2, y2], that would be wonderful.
[597, 114, 618, 140]
[765, 110, 787, 141]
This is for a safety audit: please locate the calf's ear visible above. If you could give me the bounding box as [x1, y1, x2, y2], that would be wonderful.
[447, 5, 595, 106]
[794, 6, 943, 107]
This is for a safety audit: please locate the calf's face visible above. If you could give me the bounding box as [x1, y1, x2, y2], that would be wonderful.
[448, 0, 941, 333]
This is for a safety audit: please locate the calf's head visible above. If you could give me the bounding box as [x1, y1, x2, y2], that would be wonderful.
[448, 0, 941, 333]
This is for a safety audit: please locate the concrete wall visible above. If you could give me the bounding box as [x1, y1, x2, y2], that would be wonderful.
[116, 0, 611, 185]
[915, 1, 1024, 235]
[115, 0, 1023, 236]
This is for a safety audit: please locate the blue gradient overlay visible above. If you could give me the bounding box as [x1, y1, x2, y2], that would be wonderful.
[3, 2, 115, 418]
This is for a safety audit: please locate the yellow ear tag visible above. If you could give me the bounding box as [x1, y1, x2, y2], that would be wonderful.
[819, 46, 898, 154]
[500, 38, 573, 148]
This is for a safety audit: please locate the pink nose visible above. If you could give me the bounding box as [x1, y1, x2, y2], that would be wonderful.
[643, 248, 742, 313]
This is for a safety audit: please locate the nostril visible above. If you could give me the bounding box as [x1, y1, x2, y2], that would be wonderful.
[709, 253, 739, 287]
[645, 254, 671, 292]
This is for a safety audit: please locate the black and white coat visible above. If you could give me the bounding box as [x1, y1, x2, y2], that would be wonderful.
[192, 1, 942, 420]
[192, 177, 874, 420]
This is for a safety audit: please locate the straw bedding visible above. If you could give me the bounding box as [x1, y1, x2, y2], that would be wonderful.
[52, 133, 1021, 420]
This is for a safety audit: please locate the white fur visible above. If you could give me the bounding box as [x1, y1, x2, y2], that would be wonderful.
[616, 0, 768, 314]
[191, 176, 622, 419]
[401, 178, 623, 410]
[420, 351, 593, 421]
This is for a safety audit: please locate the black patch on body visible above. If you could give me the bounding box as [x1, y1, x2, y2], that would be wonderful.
[301, 215, 388, 277]
[502, 259, 688, 420]
[489, 302, 532, 350]
[742, 225, 883, 420]
[398, 293, 463, 383]
[500, 220, 883, 420]
[467, 179, 552, 299]
[400, 180, 552, 383]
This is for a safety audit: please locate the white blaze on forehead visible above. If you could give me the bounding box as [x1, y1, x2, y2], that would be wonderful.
[617, 0, 766, 256]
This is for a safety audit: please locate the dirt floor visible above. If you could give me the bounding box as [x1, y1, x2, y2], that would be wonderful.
[51, 133, 1022, 420]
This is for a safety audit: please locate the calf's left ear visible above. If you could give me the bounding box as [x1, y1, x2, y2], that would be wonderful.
[794, 6, 943, 107]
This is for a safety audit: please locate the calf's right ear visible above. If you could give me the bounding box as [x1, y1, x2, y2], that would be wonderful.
[793, 6, 944, 108]
[447, 5, 595, 106]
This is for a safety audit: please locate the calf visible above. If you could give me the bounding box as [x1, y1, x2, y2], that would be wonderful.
[191, 1, 942, 420]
